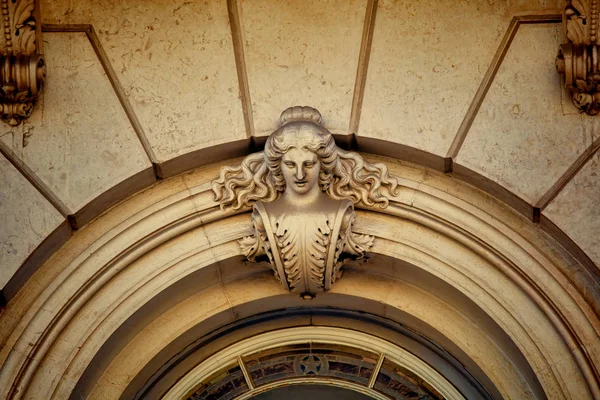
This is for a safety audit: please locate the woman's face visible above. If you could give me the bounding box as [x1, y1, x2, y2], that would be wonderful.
[281, 147, 321, 195]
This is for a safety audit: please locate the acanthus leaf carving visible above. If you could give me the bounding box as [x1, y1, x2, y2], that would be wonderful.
[565, 0, 590, 44]
[0, 0, 44, 126]
[274, 214, 329, 295]
[557, 0, 600, 114]
[212, 106, 399, 297]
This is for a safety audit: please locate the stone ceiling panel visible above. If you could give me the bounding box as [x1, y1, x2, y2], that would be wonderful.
[0, 155, 63, 289]
[41, 0, 247, 162]
[457, 24, 595, 205]
[360, 0, 511, 156]
[545, 152, 600, 268]
[508, 0, 562, 11]
[0, 32, 151, 212]
[242, 0, 366, 136]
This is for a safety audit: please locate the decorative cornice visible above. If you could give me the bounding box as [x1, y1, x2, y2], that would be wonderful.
[557, 0, 600, 114]
[0, 0, 44, 126]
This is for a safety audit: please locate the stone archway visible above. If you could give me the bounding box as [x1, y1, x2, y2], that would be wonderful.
[0, 156, 598, 399]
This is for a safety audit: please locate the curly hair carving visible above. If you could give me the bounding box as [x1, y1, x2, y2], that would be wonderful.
[212, 106, 399, 210]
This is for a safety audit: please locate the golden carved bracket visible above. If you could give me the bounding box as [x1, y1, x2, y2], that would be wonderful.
[0, 0, 44, 126]
[557, 0, 600, 115]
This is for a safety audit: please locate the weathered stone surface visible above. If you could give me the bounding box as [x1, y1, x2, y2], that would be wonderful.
[508, 0, 561, 11]
[241, 0, 366, 136]
[40, 0, 246, 162]
[0, 157, 595, 400]
[458, 24, 595, 205]
[0, 32, 151, 212]
[545, 152, 600, 267]
[360, 0, 510, 156]
[0, 155, 63, 289]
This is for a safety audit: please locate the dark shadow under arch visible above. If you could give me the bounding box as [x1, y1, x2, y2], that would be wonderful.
[69, 254, 545, 400]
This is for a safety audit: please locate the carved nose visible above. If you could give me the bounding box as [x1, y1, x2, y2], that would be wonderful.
[296, 167, 305, 180]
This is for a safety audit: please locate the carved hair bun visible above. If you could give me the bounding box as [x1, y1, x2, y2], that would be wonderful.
[279, 106, 322, 126]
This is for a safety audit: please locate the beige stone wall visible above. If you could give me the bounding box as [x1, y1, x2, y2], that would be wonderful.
[0, 157, 598, 399]
[0, 1, 598, 380]
[0, 1, 596, 290]
[0, 157, 63, 287]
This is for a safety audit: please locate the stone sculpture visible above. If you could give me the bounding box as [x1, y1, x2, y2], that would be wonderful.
[557, 0, 600, 114]
[212, 106, 398, 297]
[0, 0, 45, 126]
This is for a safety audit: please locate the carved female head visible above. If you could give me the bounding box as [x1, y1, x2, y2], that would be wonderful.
[212, 106, 398, 210]
[265, 106, 336, 195]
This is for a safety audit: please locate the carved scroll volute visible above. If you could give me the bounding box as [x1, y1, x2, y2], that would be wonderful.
[557, 0, 600, 115]
[0, 0, 45, 126]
